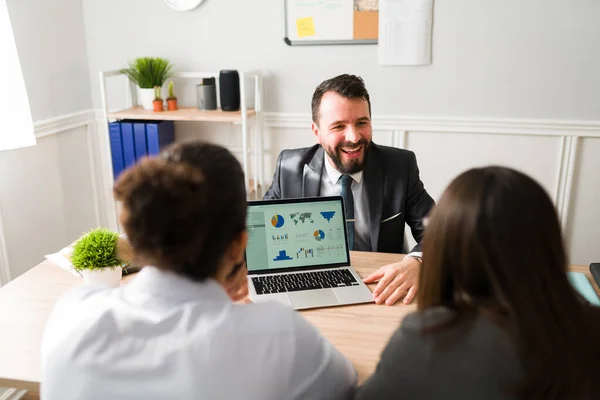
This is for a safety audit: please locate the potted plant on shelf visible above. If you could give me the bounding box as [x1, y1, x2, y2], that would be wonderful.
[71, 228, 124, 287]
[167, 81, 178, 111]
[153, 86, 164, 112]
[120, 57, 172, 111]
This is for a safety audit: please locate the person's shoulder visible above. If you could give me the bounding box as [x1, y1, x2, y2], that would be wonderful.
[360, 308, 458, 396]
[371, 143, 415, 158]
[231, 301, 329, 348]
[43, 285, 118, 353]
[385, 306, 457, 347]
[47, 284, 117, 331]
[230, 301, 309, 335]
[401, 306, 457, 331]
[398, 307, 518, 363]
[56, 284, 114, 310]
[370, 143, 416, 167]
[277, 144, 321, 162]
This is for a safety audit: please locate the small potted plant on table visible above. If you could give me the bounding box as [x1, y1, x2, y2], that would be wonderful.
[167, 81, 178, 111]
[153, 86, 164, 112]
[71, 228, 124, 287]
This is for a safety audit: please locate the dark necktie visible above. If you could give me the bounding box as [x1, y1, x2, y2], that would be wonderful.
[340, 174, 355, 250]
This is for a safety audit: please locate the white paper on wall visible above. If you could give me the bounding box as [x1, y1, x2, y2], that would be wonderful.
[378, 0, 434, 66]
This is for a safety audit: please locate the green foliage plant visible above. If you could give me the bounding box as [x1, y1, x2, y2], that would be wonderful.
[168, 81, 176, 100]
[154, 86, 162, 101]
[71, 228, 122, 271]
[120, 57, 173, 89]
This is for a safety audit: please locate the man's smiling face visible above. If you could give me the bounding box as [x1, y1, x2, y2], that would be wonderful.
[312, 91, 372, 174]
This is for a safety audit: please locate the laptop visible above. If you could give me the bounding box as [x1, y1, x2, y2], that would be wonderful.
[245, 196, 374, 310]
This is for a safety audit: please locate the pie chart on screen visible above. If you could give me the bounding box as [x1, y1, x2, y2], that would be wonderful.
[314, 229, 325, 241]
[271, 214, 285, 228]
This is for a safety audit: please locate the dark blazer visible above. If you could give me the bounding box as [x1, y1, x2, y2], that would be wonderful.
[354, 307, 522, 400]
[263, 143, 434, 253]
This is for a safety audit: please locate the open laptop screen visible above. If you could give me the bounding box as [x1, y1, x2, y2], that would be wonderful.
[246, 197, 350, 274]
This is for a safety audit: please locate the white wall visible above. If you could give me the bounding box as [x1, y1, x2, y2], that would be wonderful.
[7, 0, 92, 120]
[1, 0, 97, 280]
[82, 0, 600, 119]
[0, 124, 99, 278]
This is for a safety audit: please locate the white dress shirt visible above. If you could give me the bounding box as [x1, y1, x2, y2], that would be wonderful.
[42, 267, 356, 400]
[320, 154, 423, 259]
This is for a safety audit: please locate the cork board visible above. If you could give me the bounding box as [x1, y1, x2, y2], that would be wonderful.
[284, 0, 379, 46]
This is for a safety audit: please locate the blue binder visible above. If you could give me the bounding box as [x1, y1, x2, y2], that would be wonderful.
[120, 121, 136, 169]
[133, 122, 148, 160]
[108, 122, 125, 180]
[146, 120, 175, 156]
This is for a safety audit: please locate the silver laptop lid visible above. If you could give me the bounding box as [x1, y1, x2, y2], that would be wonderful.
[245, 196, 351, 275]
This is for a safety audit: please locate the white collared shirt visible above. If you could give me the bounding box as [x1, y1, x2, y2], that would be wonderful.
[320, 154, 372, 251]
[42, 267, 356, 400]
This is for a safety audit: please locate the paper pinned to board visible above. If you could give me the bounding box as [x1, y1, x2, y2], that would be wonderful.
[378, 0, 434, 66]
[296, 16, 316, 37]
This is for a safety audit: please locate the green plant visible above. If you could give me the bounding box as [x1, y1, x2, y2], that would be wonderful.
[154, 86, 162, 101]
[71, 228, 122, 271]
[120, 57, 173, 89]
[168, 81, 176, 100]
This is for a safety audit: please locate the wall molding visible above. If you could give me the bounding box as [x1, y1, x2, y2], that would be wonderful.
[33, 110, 97, 138]
[32, 109, 600, 139]
[0, 207, 11, 286]
[264, 112, 600, 137]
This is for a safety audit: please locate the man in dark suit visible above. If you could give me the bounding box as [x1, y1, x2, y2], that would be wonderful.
[263, 74, 434, 305]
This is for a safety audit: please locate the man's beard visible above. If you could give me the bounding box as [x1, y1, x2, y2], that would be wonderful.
[325, 139, 370, 175]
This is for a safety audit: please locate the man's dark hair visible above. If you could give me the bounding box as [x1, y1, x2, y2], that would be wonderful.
[113, 141, 247, 282]
[311, 74, 372, 124]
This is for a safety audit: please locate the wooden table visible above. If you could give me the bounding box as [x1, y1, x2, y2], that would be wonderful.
[0, 251, 598, 398]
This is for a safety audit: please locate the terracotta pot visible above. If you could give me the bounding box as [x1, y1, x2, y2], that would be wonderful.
[153, 99, 164, 112]
[167, 98, 178, 111]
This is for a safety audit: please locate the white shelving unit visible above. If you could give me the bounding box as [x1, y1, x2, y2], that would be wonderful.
[98, 70, 264, 230]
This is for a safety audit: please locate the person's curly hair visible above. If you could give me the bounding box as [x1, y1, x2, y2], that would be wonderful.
[113, 141, 247, 282]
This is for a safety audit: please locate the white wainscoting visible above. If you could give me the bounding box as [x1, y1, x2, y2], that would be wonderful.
[0, 110, 101, 284]
[2, 111, 599, 284]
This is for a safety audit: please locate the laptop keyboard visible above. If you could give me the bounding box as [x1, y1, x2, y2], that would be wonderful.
[252, 269, 359, 295]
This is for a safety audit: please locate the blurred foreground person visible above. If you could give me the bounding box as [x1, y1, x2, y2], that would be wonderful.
[42, 141, 356, 400]
[356, 166, 600, 400]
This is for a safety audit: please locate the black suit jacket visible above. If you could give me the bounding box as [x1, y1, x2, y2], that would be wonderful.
[263, 143, 435, 253]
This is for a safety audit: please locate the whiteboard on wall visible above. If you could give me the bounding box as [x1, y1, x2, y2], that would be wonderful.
[284, 0, 379, 46]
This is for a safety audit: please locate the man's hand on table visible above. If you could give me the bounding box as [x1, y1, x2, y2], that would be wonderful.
[363, 256, 421, 306]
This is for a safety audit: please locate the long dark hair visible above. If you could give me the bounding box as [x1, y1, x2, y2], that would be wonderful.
[418, 166, 600, 399]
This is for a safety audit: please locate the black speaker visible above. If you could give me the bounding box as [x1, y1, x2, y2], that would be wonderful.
[219, 70, 240, 111]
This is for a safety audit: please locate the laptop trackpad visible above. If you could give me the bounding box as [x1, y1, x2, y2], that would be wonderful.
[289, 289, 340, 310]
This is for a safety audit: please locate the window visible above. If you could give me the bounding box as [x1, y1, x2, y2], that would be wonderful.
[0, 0, 35, 151]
